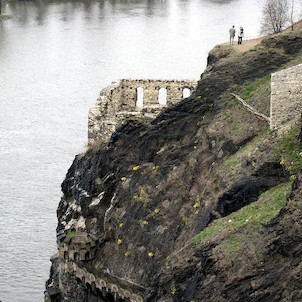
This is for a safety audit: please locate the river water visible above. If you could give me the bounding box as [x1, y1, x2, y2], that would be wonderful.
[0, 0, 264, 301]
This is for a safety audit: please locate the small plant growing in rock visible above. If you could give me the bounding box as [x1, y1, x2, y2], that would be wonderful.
[66, 231, 78, 238]
[170, 287, 176, 295]
[84, 146, 91, 154]
[148, 252, 154, 257]
[125, 251, 130, 257]
[133, 194, 143, 202]
[154, 208, 160, 214]
[132, 165, 140, 171]
[117, 239, 123, 245]
[181, 217, 189, 224]
[193, 202, 199, 209]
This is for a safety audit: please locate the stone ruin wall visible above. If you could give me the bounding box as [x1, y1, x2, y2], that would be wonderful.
[270, 63, 302, 133]
[53, 233, 145, 302]
[88, 79, 197, 145]
[59, 261, 144, 302]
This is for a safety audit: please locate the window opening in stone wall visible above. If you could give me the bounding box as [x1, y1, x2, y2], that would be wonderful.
[96, 288, 102, 297]
[63, 251, 69, 261]
[86, 283, 92, 291]
[105, 293, 115, 302]
[97, 288, 108, 300]
[158, 87, 167, 105]
[91, 282, 97, 292]
[136, 87, 144, 108]
[183, 88, 191, 98]
[74, 252, 80, 262]
[85, 251, 90, 261]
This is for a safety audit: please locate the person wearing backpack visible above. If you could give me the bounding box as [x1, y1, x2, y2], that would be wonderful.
[238, 26, 244, 44]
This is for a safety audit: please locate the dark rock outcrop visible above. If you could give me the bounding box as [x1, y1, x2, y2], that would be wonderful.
[216, 162, 290, 217]
[45, 27, 302, 302]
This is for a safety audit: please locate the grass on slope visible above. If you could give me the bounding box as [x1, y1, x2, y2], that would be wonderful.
[192, 182, 291, 246]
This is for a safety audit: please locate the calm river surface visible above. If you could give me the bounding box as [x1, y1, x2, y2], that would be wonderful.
[0, 0, 263, 301]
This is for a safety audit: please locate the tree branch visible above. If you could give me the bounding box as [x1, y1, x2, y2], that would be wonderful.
[232, 93, 271, 123]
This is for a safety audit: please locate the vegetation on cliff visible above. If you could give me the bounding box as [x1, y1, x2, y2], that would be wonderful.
[46, 22, 302, 302]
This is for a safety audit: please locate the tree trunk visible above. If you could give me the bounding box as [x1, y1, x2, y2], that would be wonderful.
[290, 0, 295, 31]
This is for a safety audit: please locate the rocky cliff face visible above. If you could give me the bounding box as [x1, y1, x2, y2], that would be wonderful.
[45, 28, 302, 302]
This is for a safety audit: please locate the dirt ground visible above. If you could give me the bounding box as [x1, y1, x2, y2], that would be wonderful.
[230, 37, 263, 53]
[221, 19, 302, 54]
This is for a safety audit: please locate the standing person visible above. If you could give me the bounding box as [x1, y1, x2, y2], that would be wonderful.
[229, 25, 236, 45]
[238, 26, 244, 44]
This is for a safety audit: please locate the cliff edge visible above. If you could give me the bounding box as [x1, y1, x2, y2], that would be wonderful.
[45, 25, 302, 302]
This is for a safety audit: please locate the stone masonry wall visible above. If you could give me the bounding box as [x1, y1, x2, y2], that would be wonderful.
[88, 79, 196, 145]
[270, 63, 302, 132]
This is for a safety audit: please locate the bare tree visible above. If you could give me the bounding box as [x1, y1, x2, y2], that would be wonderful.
[290, 0, 295, 30]
[260, 0, 291, 34]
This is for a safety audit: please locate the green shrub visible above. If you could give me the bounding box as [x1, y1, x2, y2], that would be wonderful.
[276, 125, 302, 173]
[66, 231, 78, 238]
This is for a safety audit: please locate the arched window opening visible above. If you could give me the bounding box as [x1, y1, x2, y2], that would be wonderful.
[182, 88, 191, 99]
[136, 87, 144, 108]
[63, 251, 69, 261]
[91, 282, 97, 294]
[105, 293, 115, 302]
[158, 87, 167, 105]
[96, 288, 103, 297]
[85, 251, 90, 261]
[74, 252, 80, 262]
[86, 283, 92, 291]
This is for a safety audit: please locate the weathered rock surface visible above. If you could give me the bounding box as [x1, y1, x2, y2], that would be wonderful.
[45, 27, 302, 302]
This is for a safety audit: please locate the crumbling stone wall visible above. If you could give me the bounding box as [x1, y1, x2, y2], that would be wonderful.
[53, 232, 145, 302]
[88, 79, 196, 145]
[270, 63, 302, 132]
